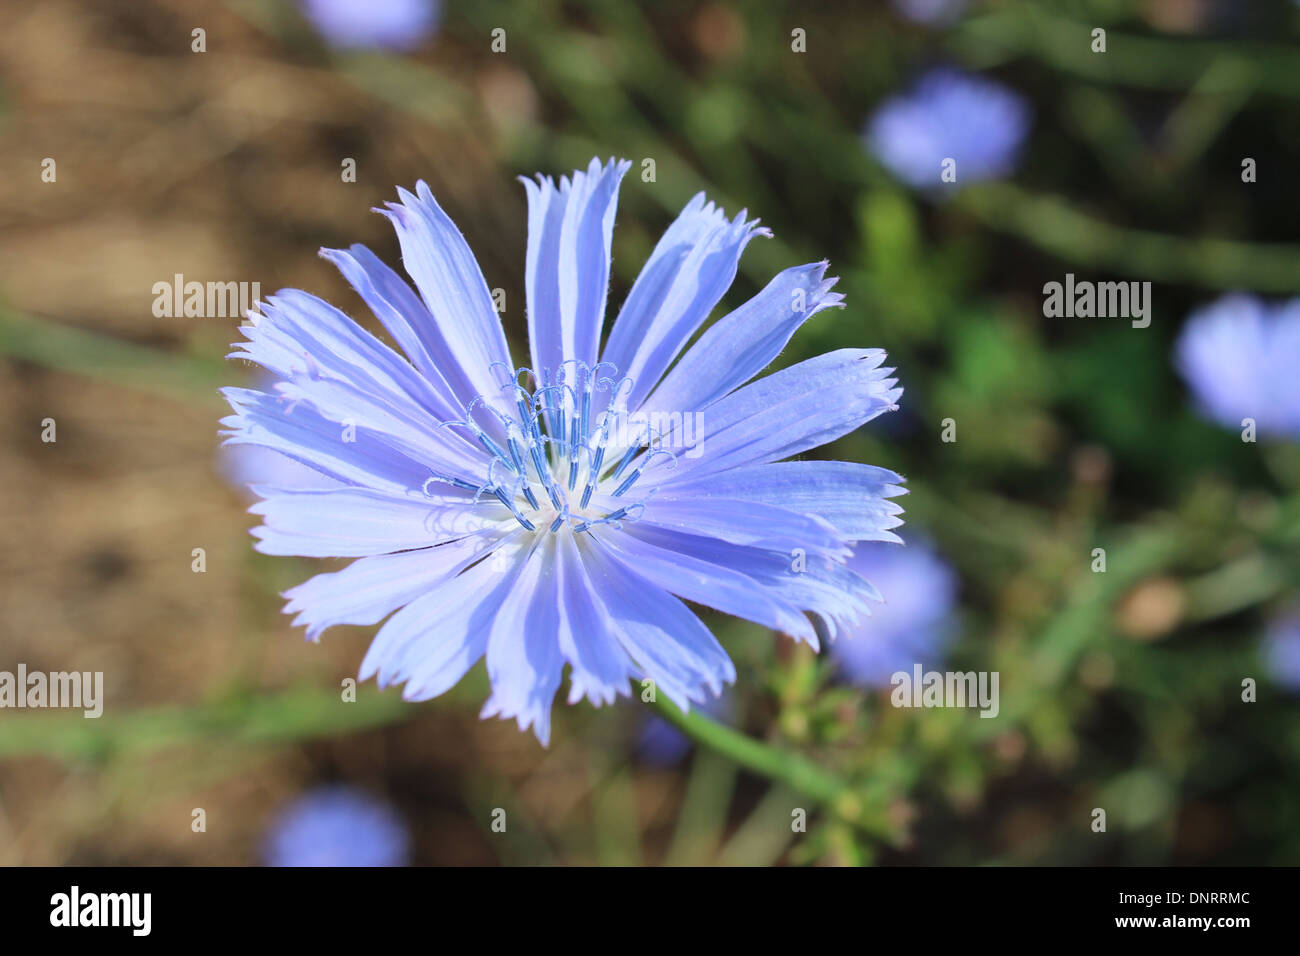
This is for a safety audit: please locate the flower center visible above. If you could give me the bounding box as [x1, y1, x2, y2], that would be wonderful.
[424, 362, 675, 535]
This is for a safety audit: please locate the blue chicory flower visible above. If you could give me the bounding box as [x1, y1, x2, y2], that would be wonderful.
[638, 692, 732, 766]
[264, 786, 410, 867]
[1264, 610, 1300, 693]
[830, 539, 957, 687]
[891, 0, 969, 26]
[1174, 293, 1300, 440]
[865, 68, 1030, 190]
[298, 0, 441, 51]
[221, 157, 905, 744]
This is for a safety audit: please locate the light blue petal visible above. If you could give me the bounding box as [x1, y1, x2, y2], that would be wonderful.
[282, 530, 508, 641]
[554, 531, 637, 707]
[649, 349, 901, 483]
[227, 292, 489, 482]
[378, 181, 514, 415]
[250, 487, 509, 557]
[642, 261, 844, 414]
[602, 193, 769, 408]
[522, 158, 631, 373]
[622, 523, 883, 643]
[481, 538, 566, 744]
[220, 387, 434, 495]
[230, 290, 454, 421]
[319, 244, 469, 418]
[272, 372, 487, 485]
[580, 543, 737, 710]
[665, 461, 907, 543]
[360, 536, 528, 692]
[591, 528, 815, 642]
[220, 443, 346, 496]
[636, 495, 850, 560]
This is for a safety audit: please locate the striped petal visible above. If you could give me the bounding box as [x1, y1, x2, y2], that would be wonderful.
[602, 193, 769, 409]
[522, 158, 631, 373]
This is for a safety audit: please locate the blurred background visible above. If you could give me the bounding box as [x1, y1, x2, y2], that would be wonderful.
[2, 0, 1299, 866]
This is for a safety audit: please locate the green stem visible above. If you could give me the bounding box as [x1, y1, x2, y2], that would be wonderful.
[0, 686, 411, 762]
[953, 4, 1300, 96]
[648, 692, 893, 837]
[0, 305, 225, 404]
[1182, 553, 1289, 623]
[959, 183, 1300, 292]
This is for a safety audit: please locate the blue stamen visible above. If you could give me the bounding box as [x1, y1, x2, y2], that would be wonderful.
[612, 467, 643, 498]
[492, 485, 536, 531]
[610, 445, 641, 481]
[520, 484, 540, 511]
[439, 363, 654, 537]
[423, 474, 478, 494]
[567, 410, 581, 490]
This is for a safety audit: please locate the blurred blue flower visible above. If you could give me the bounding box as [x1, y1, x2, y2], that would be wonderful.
[1174, 293, 1300, 440]
[221, 158, 905, 744]
[865, 68, 1030, 190]
[299, 0, 441, 51]
[264, 786, 410, 867]
[638, 693, 732, 766]
[221, 443, 344, 496]
[891, 0, 968, 25]
[1264, 610, 1300, 693]
[830, 540, 958, 686]
[219, 374, 348, 496]
[220, 376, 347, 497]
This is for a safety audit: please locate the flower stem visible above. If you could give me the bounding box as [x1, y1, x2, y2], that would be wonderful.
[648, 692, 895, 838]
[958, 183, 1300, 292]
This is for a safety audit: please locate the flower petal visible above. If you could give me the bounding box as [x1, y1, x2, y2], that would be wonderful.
[480, 538, 567, 744]
[282, 530, 508, 641]
[649, 349, 901, 483]
[231, 290, 453, 421]
[272, 371, 487, 485]
[378, 181, 514, 413]
[664, 461, 907, 543]
[319, 244, 469, 418]
[592, 527, 816, 642]
[580, 542, 736, 709]
[641, 261, 844, 414]
[360, 534, 529, 693]
[220, 387, 434, 495]
[621, 522, 882, 643]
[221, 442, 347, 495]
[228, 291, 489, 481]
[554, 531, 637, 707]
[602, 193, 769, 408]
[635, 494, 850, 559]
[250, 487, 510, 557]
[522, 158, 631, 373]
